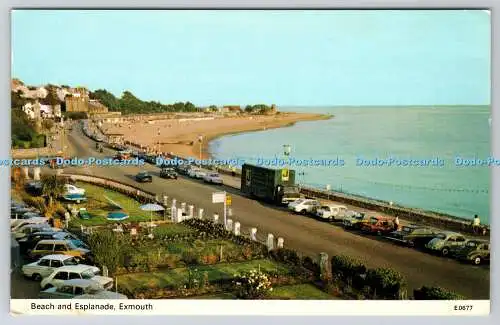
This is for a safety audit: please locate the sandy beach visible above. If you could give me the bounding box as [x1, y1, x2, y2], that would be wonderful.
[101, 112, 330, 159]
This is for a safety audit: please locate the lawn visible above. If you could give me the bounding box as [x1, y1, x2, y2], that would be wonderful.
[117, 259, 291, 293]
[66, 182, 165, 225]
[192, 284, 335, 300]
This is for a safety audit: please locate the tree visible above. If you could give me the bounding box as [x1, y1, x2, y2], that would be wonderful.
[87, 231, 126, 275]
[41, 175, 65, 208]
[42, 119, 55, 131]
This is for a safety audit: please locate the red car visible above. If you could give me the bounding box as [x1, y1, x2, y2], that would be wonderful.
[360, 216, 396, 235]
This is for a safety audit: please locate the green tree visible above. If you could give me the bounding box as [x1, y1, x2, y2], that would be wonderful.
[11, 90, 28, 110]
[87, 231, 126, 275]
[41, 175, 65, 208]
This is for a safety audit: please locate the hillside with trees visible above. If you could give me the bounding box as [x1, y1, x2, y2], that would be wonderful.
[89, 89, 198, 114]
[11, 91, 46, 149]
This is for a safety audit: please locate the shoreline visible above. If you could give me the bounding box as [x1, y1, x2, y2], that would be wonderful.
[200, 113, 332, 160]
[102, 112, 332, 160]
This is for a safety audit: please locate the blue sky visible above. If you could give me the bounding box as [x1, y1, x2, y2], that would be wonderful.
[11, 10, 490, 106]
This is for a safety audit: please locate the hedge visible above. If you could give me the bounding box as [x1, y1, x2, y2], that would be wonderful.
[413, 286, 465, 300]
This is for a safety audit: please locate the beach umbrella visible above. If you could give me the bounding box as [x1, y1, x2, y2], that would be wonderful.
[140, 203, 165, 226]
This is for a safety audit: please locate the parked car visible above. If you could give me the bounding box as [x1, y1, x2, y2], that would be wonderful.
[22, 254, 90, 280]
[360, 216, 395, 235]
[41, 265, 113, 290]
[145, 155, 157, 164]
[64, 184, 85, 195]
[160, 167, 178, 179]
[28, 239, 91, 262]
[11, 218, 48, 232]
[452, 239, 490, 265]
[288, 199, 321, 215]
[12, 223, 57, 240]
[135, 171, 153, 183]
[425, 231, 467, 256]
[342, 212, 370, 229]
[315, 204, 348, 221]
[384, 224, 437, 248]
[203, 172, 223, 184]
[19, 231, 83, 253]
[188, 167, 206, 179]
[25, 181, 43, 196]
[11, 212, 45, 227]
[176, 163, 192, 175]
[39, 279, 102, 299]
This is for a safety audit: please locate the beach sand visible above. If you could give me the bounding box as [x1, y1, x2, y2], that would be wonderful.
[102, 112, 330, 159]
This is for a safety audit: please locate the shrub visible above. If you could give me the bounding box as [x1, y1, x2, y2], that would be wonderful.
[301, 256, 320, 276]
[233, 269, 273, 299]
[270, 248, 300, 265]
[365, 267, 406, 299]
[87, 230, 126, 275]
[331, 255, 367, 289]
[181, 249, 199, 266]
[413, 286, 465, 300]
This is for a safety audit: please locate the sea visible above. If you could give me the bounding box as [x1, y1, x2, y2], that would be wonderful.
[209, 106, 491, 223]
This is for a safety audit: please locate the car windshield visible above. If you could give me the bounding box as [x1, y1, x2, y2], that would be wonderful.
[293, 199, 305, 204]
[466, 241, 477, 247]
[64, 258, 78, 265]
[66, 241, 79, 250]
[210, 173, 219, 177]
[139, 172, 148, 176]
[370, 217, 379, 224]
[320, 206, 330, 210]
[436, 233, 447, 239]
[81, 270, 95, 279]
[402, 227, 413, 232]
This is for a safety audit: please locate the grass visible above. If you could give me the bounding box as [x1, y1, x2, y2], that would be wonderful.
[117, 259, 290, 292]
[192, 284, 335, 300]
[66, 182, 164, 225]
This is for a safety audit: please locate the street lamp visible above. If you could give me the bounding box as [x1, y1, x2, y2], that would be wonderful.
[283, 144, 291, 156]
[198, 135, 203, 160]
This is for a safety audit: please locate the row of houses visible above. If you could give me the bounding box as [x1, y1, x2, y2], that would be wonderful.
[12, 79, 109, 120]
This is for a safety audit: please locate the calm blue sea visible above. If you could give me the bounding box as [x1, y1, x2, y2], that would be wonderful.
[209, 106, 491, 223]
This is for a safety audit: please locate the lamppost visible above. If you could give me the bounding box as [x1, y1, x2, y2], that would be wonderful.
[283, 144, 291, 157]
[198, 135, 203, 160]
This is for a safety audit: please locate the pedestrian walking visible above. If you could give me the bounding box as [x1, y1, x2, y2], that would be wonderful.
[472, 214, 481, 234]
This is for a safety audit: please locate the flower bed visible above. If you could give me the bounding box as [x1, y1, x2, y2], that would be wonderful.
[117, 259, 295, 298]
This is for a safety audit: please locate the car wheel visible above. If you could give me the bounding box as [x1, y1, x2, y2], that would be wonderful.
[300, 209, 307, 215]
[32, 273, 42, 281]
[407, 240, 415, 247]
[43, 284, 53, 290]
[441, 247, 450, 256]
[473, 257, 482, 265]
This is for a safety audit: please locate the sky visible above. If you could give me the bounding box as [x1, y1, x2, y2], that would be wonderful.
[11, 10, 491, 107]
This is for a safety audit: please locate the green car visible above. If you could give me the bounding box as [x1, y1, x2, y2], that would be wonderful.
[452, 239, 490, 265]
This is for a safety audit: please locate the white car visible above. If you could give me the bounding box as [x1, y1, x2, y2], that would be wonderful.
[188, 168, 206, 179]
[40, 279, 126, 299]
[22, 254, 90, 280]
[11, 214, 46, 227]
[64, 184, 85, 195]
[315, 204, 348, 221]
[12, 223, 58, 240]
[11, 218, 48, 232]
[203, 172, 223, 184]
[41, 265, 113, 290]
[288, 199, 321, 214]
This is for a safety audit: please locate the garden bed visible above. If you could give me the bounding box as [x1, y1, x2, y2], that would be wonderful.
[67, 182, 165, 225]
[193, 284, 336, 300]
[117, 259, 292, 294]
